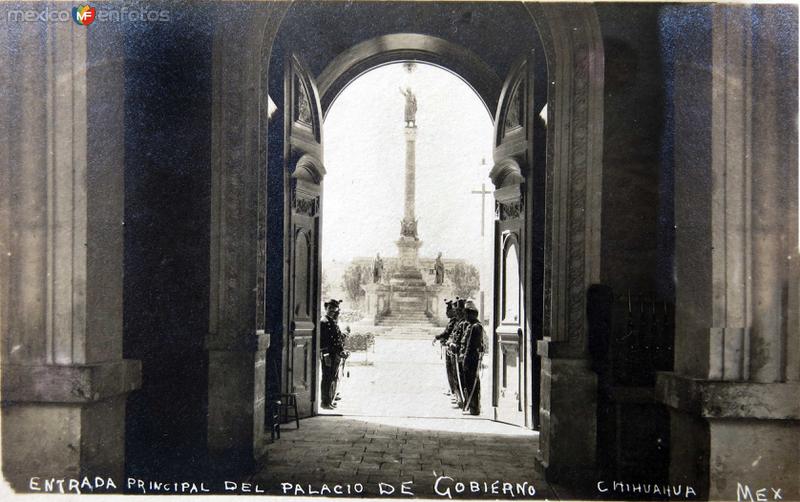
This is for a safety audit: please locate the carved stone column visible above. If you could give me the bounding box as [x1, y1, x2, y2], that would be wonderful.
[528, 4, 605, 486]
[656, 6, 800, 499]
[0, 17, 139, 489]
[207, 4, 290, 468]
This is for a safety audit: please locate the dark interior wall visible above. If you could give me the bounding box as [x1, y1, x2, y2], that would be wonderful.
[122, 2, 215, 479]
[593, 4, 673, 484]
[596, 4, 668, 298]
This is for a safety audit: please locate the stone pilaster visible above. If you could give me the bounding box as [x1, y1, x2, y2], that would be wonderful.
[207, 6, 287, 469]
[657, 6, 800, 499]
[530, 4, 605, 488]
[0, 15, 139, 489]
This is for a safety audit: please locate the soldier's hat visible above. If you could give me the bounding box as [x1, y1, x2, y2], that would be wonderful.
[464, 300, 479, 313]
[444, 298, 454, 307]
[324, 299, 343, 309]
[456, 298, 466, 309]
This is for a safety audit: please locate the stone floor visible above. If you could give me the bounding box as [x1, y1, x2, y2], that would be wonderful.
[251, 416, 555, 499]
[250, 335, 561, 499]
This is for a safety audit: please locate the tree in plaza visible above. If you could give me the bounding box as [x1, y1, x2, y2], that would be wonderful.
[450, 262, 480, 299]
[342, 262, 370, 304]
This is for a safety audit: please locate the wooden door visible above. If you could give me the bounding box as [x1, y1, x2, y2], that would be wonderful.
[494, 215, 525, 426]
[490, 55, 536, 428]
[283, 54, 325, 418]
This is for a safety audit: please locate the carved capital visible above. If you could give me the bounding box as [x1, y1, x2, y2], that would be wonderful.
[497, 200, 523, 221]
[292, 192, 319, 217]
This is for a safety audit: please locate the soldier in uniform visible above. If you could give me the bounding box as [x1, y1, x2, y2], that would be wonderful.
[434, 299, 457, 396]
[320, 299, 349, 409]
[448, 298, 468, 408]
[460, 300, 485, 415]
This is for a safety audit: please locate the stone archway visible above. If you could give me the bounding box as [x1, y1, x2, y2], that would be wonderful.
[316, 33, 502, 117]
[208, 2, 604, 483]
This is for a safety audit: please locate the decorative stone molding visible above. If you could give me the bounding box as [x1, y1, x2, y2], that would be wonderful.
[526, 4, 604, 350]
[489, 157, 524, 189]
[503, 82, 523, 134]
[292, 153, 325, 185]
[292, 193, 319, 217]
[498, 200, 523, 221]
[2, 361, 141, 403]
[657, 372, 800, 420]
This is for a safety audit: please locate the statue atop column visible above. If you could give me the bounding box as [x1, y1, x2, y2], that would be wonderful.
[400, 86, 417, 127]
[434, 252, 445, 285]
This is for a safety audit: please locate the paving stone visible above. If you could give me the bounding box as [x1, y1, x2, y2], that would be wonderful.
[418, 460, 443, 470]
[379, 462, 404, 471]
[362, 452, 388, 462]
[356, 464, 381, 473]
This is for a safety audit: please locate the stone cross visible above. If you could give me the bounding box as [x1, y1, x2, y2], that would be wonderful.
[471, 182, 492, 237]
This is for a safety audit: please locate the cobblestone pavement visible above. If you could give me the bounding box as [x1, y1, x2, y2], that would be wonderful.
[251, 336, 557, 499]
[251, 415, 555, 499]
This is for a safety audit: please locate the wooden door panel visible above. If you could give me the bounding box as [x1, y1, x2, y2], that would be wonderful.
[283, 53, 324, 419]
[290, 320, 315, 417]
[289, 222, 316, 417]
[491, 54, 534, 428]
[495, 231, 524, 426]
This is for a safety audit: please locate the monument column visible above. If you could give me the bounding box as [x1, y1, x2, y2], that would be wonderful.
[396, 87, 422, 271]
[404, 126, 417, 227]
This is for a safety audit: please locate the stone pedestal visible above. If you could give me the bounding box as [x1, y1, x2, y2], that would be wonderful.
[2, 363, 140, 489]
[656, 375, 800, 499]
[396, 236, 422, 270]
[363, 283, 392, 322]
[536, 342, 598, 487]
[425, 284, 447, 325]
[207, 333, 270, 471]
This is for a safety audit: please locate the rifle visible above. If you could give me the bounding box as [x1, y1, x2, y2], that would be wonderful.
[453, 347, 465, 405]
[462, 351, 485, 412]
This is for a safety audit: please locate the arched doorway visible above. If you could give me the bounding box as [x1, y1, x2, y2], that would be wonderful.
[319, 61, 496, 420]
[267, 28, 545, 430]
[209, 1, 604, 486]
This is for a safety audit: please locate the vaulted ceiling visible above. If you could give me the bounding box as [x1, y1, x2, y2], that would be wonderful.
[269, 1, 545, 114]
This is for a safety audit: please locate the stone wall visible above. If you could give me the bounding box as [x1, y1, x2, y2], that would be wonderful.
[122, 4, 216, 477]
[0, 10, 139, 488]
[656, 5, 800, 500]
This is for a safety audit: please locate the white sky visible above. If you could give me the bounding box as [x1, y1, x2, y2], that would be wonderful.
[321, 62, 494, 266]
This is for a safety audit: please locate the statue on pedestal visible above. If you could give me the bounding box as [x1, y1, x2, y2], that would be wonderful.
[400, 87, 417, 127]
[372, 253, 384, 283]
[434, 252, 445, 285]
